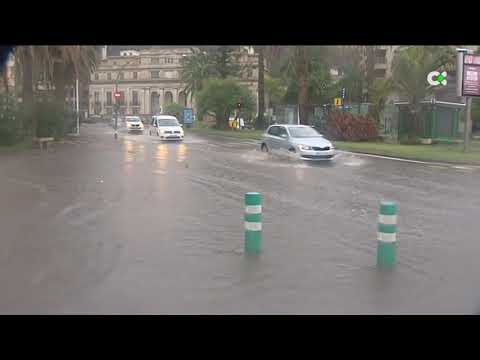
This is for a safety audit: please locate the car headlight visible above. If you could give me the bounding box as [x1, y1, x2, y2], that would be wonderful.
[298, 145, 312, 151]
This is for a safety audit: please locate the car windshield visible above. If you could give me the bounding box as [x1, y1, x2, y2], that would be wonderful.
[288, 127, 322, 138]
[126, 118, 141, 122]
[158, 119, 179, 126]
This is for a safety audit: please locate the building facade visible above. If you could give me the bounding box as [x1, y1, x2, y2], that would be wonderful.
[89, 46, 259, 118]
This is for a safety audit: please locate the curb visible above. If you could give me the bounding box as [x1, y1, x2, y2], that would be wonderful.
[337, 149, 480, 168]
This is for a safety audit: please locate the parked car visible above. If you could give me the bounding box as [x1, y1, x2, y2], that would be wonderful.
[125, 116, 144, 133]
[260, 124, 336, 160]
[149, 115, 184, 141]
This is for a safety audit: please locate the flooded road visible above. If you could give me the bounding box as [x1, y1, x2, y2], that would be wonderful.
[1, 123, 480, 314]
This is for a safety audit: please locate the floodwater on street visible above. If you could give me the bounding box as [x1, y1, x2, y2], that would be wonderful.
[1, 123, 480, 314]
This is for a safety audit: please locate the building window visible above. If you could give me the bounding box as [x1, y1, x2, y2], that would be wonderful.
[133, 71, 137, 80]
[106, 91, 112, 106]
[132, 107, 139, 115]
[118, 72, 124, 80]
[94, 92, 100, 103]
[151, 57, 159, 64]
[94, 73, 99, 80]
[107, 72, 111, 81]
[151, 71, 159, 79]
[374, 69, 386, 78]
[132, 91, 139, 106]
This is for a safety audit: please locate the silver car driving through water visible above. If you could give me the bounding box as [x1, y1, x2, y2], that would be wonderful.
[260, 124, 336, 160]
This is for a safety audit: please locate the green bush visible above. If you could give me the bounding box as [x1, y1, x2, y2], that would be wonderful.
[0, 95, 23, 146]
[36, 102, 66, 139]
[164, 102, 185, 121]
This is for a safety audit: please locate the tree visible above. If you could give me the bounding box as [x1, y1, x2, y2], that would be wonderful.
[208, 46, 242, 79]
[255, 46, 265, 129]
[47, 46, 97, 108]
[264, 74, 287, 108]
[368, 77, 395, 123]
[164, 102, 185, 121]
[196, 78, 255, 129]
[391, 46, 455, 143]
[180, 48, 215, 102]
[14, 46, 35, 136]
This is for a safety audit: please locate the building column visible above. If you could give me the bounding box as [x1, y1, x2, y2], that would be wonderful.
[101, 88, 105, 115]
[126, 87, 130, 115]
[160, 88, 165, 112]
[145, 88, 151, 115]
[174, 88, 179, 104]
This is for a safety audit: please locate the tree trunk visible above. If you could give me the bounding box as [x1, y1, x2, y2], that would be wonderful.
[256, 46, 265, 130]
[22, 48, 35, 137]
[53, 61, 66, 109]
[296, 46, 310, 125]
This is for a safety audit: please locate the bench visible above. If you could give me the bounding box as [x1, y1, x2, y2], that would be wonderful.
[33, 137, 55, 150]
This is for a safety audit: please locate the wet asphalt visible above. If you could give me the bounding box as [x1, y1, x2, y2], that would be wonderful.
[1, 123, 480, 314]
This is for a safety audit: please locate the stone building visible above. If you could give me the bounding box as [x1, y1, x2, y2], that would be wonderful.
[89, 46, 259, 118]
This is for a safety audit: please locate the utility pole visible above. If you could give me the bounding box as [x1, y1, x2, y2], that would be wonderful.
[457, 48, 474, 152]
[76, 76, 80, 135]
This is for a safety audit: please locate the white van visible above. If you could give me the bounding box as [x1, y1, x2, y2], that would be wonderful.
[149, 115, 184, 141]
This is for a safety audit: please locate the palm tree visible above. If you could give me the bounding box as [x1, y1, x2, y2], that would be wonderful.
[180, 48, 214, 105]
[47, 46, 97, 108]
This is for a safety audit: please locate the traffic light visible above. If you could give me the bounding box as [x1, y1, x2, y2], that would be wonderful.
[236, 102, 242, 109]
[341, 88, 346, 99]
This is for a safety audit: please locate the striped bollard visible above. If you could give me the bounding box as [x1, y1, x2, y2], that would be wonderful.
[245, 192, 262, 254]
[377, 201, 397, 268]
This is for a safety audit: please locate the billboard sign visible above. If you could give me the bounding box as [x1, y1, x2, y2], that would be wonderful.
[183, 108, 194, 124]
[462, 54, 480, 97]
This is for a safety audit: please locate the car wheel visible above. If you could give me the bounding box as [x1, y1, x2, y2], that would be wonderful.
[261, 143, 269, 153]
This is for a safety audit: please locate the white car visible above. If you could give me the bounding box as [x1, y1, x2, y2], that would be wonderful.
[125, 116, 144, 133]
[149, 115, 184, 141]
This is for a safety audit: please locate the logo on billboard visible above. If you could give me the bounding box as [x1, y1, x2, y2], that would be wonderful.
[427, 71, 447, 86]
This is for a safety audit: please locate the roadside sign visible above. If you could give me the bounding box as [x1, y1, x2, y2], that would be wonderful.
[462, 54, 480, 97]
[183, 108, 194, 124]
[334, 98, 342, 106]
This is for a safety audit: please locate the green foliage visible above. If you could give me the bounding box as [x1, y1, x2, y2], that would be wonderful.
[164, 102, 185, 121]
[0, 95, 23, 145]
[180, 48, 215, 98]
[35, 101, 66, 139]
[392, 46, 454, 141]
[264, 74, 287, 105]
[368, 78, 395, 122]
[196, 78, 255, 129]
[181, 46, 246, 101]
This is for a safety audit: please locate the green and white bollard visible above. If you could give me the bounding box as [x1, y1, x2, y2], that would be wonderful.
[245, 192, 262, 254]
[377, 201, 397, 268]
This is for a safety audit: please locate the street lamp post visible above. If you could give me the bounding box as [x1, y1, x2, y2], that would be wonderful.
[76, 75, 80, 135]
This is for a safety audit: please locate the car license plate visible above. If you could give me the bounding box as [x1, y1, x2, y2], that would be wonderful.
[316, 152, 322, 156]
